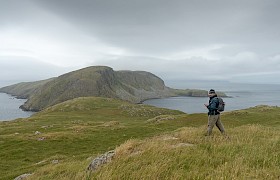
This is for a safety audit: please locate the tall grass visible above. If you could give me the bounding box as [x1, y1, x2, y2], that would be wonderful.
[94, 125, 280, 179]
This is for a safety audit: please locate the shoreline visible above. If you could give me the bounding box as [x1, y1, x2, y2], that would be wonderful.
[0, 92, 35, 121]
[2, 89, 278, 121]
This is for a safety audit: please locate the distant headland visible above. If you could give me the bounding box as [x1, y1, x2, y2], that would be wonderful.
[0, 66, 226, 111]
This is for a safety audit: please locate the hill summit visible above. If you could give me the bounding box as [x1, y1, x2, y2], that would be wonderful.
[0, 66, 220, 111]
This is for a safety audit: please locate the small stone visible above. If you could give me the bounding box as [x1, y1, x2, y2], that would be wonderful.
[52, 160, 59, 164]
[37, 137, 46, 141]
[35, 160, 47, 165]
[35, 131, 41, 135]
[14, 173, 32, 180]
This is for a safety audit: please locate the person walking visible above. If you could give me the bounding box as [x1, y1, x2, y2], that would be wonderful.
[204, 89, 226, 136]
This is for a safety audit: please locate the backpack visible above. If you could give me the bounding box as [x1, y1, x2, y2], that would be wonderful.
[215, 97, 225, 112]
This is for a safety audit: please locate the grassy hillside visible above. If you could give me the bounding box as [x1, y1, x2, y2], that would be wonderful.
[0, 97, 184, 179]
[0, 66, 221, 111]
[0, 97, 279, 179]
[0, 78, 54, 99]
[96, 124, 279, 179]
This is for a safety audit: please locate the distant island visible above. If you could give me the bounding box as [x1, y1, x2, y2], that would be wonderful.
[0, 66, 226, 111]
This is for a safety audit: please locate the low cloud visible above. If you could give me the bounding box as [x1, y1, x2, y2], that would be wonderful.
[93, 53, 280, 83]
[0, 56, 70, 87]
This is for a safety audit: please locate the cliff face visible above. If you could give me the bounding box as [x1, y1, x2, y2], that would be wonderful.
[114, 70, 171, 103]
[0, 66, 174, 111]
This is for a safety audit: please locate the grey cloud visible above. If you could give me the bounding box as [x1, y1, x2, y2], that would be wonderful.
[93, 54, 280, 82]
[0, 0, 38, 27]
[32, 0, 280, 56]
[1, 0, 280, 84]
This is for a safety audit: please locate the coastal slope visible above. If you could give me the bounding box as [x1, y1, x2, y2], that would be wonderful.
[0, 97, 279, 179]
[0, 66, 224, 111]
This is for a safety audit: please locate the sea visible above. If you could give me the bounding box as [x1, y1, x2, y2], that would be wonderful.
[1, 82, 280, 121]
[144, 81, 280, 114]
[0, 93, 34, 121]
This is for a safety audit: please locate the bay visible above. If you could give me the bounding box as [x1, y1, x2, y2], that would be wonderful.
[144, 82, 280, 114]
[0, 93, 34, 121]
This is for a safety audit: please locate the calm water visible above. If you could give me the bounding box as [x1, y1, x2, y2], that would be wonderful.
[0, 93, 34, 121]
[144, 82, 280, 114]
[1, 82, 280, 120]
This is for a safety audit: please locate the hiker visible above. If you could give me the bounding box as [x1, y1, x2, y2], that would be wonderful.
[204, 89, 226, 136]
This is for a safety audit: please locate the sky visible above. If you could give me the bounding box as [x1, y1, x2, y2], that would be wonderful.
[1, 0, 280, 87]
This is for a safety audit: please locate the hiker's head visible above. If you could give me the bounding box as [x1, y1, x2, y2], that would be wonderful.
[208, 89, 216, 97]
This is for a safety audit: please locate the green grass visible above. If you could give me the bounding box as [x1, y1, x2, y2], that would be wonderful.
[95, 125, 280, 179]
[0, 98, 279, 179]
[0, 97, 184, 179]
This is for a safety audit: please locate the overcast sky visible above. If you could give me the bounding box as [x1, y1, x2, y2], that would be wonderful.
[1, 0, 280, 87]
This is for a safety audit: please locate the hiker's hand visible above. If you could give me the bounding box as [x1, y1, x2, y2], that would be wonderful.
[204, 104, 208, 107]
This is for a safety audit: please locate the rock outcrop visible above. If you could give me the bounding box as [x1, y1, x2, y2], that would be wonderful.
[14, 173, 32, 180]
[87, 150, 115, 171]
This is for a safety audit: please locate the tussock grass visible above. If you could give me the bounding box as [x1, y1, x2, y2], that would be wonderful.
[28, 161, 89, 180]
[94, 125, 280, 180]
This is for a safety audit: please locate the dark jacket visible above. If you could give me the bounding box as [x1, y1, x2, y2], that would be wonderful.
[207, 95, 220, 115]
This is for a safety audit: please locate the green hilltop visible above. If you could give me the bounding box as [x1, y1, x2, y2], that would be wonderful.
[0, 66, 226, 111]
[0, 97, 279, 179]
